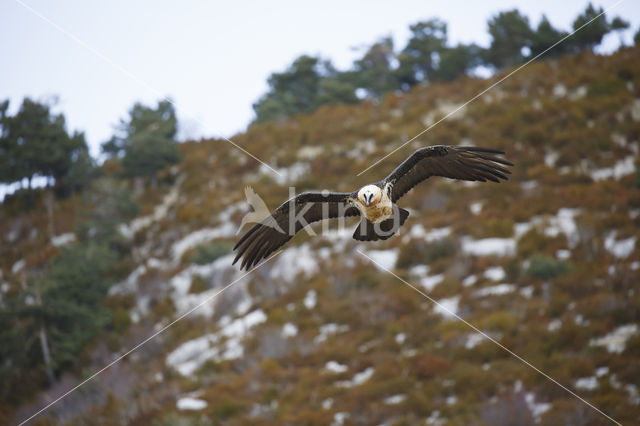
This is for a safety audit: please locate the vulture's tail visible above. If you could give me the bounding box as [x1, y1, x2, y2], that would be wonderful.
[353, 207, 410, 242]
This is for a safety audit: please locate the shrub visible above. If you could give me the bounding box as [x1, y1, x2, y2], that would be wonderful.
[397, 238, 456, 269]
[188, 275, 208, 294]
[525, 254, 569, 280]
[410, 354, 452, 379]
[423, 238, 457, 263]
[187, 240, 233, 265]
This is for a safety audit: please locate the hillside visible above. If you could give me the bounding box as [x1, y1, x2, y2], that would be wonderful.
[2, 48, 640, 425]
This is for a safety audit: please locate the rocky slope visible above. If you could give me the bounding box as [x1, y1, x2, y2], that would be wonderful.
[3, 48, 640, 425]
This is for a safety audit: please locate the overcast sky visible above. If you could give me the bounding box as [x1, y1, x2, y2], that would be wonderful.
[1, 0, 639, 157]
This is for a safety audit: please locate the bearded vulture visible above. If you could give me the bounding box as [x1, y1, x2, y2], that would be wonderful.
[233, 145, 513, 270]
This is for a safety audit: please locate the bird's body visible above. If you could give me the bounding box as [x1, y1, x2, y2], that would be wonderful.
[233, 145, 513, 270]
[355, 183, 393, 223]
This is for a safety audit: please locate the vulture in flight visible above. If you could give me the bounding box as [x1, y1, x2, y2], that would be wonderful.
[233, 145, 513, 270]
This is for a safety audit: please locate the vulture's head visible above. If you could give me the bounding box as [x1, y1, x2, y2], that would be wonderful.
[358, 185, 382, 207]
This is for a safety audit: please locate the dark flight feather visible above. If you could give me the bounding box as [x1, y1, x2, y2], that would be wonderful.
[233, 145, 513, 270]
[384, 145, 513, 202]
[233, 192, 359, 270]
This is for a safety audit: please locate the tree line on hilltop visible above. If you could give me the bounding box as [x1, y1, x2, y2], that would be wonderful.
[252, 3, 635, 123]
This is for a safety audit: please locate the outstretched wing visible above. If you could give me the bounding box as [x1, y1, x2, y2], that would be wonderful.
[384, 145, 513, 202]
[233, 191, 359, 270]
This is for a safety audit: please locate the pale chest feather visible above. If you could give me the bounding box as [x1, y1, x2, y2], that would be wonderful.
[358, 193, 393, 223]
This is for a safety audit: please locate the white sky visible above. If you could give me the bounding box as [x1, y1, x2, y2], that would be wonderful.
[1, 0, 639, 158]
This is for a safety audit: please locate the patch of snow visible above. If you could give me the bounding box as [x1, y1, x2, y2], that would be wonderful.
[631, 261, 640, 271]
[425, 226, 451, 242]
[611, 132, 627, 148]
[249, 401, 278, 418]
[520, 286, 534, 298]
[282, 322, 298, 338]
[331, 412, 349, 426]
[169, 253, 250, 318]
[474, 284, 515, 297]
[547, 319, 562, 332]
[520, 180, 538, 191]
[470, 202, 483, 215]
[590, 324, 638, 353]
[514, 222, 533, 238]
[365, 249, 398, 270]
[402, 348, 417, 357]
[422, 102, 466, 126]
[596, 367, 609, 377]
[462, 275, 477, 287]
[544, 151, 559, 167]
[51, 233, 75, 247]
[271, 243, 319, 282]
[604, 232, 636, 259]
[552, 84, 567, 97]
[11, 259, 25, 275]
[119, 183, 179, 238]
[484, 266, 505, 281]
[461, 237, 516, 257]
[297, 146, 324, 160]
[304, 290, 317, 309]
[426, 410, 445, 426]
[525, 393, 552, 421]
[405, 224, 451, 242]
[176, 397, 207, 410]
[556, 249, 571, 260]
[216, 200, 244, 223]
[314, 323, 349, 344]
[260, 162, 310, 185]
[568, 85, 587, 101]
[575, 376, 598, 391]
[395, 333, 406, 344]
[147, 257, 167, 270]
[590, 156, 636, 181]
[166, 309, 267, 376]
[322, 398, 333, 410]
[409, 264, 429, 276]
[632, 99, 640, 122]
[515, 210, 580, 248]
[433, 296, 460, 319]
[171, 224, 236, 262]
[346, 139, 376, 159]
[545, 208, 579, 248]
[465, 333, 485, 349]
[420, 273, 444, 292]
[109, 264, 147, 296]
[446, 395, 457, 405]
[384, 394, 406, 405]
[325, 360, 349, 374]
[336, 367, 374, 388]
[626, 384, 640, 405]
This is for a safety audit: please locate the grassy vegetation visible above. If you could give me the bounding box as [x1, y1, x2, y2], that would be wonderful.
[1, 48, 639, 424]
